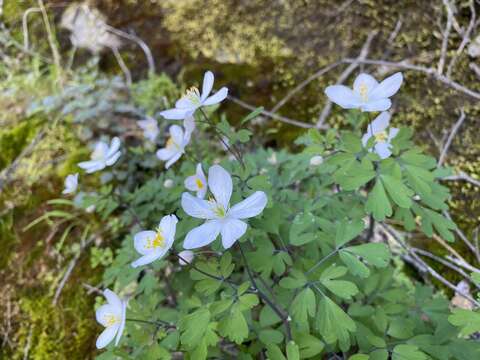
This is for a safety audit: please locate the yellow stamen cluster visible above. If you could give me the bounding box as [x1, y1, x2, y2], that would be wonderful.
[145, 229, 166, 249]
[358, 83, 369, 102]
[104, 314, 119, 327]
[195, 178, 204, 189]
[208, 197, 226, 218]
[374, 131, 388, 143]
[185, 86, 201, 104]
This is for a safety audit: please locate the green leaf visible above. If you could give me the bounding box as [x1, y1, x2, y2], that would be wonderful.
[266, 344, 287, 360]
[342, 131, 363, 153]
[220, 252, 234, 278]
[339, 251, 370, 278]
[365, 179, 392, 221]
[321, 279, 359, 300]
[241, 106, 264, 124]
[448, 309, 480, 336]
[290, 212, 318, 246]
[238, 293, 259, 311]
[237, 129, 252, 143]
[179, 308, 210, 349]
[370, 349, 389, 360]
[349, 355, 369, 360]
[381, 174, 413, 208]
[259, 329, 284, 344]
[291, 288, 316, 332]
[286, 341, 300, 360]
[260, 305, 282, 328]
[295, 333, 324, 358]
[218, 305, 249, 344]
[320, 265, 348, 281]
[343, 243, 390, 268]
[335, 219, 365, 247]
[280, 269, 307, 289]
[392, 345, 427, 360]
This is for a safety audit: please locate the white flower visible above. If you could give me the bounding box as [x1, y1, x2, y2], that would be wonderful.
[185, 163, 208, 199]
[159, 71, 228, 120]
[131, 215, 178, 268]
[362, 112, 399, 159]
[78, 137, 121, 174]
[178, 250, 194, 266]
[325, 72, 403, 112]
[95, 289, 127, 349]
[309, 155, 324, 166]
[267, 152, 277, 165]
[181, 165, 268, 250]
[62, 173, 79, 194]
[137, 117, 159, 142]
[163, 179, 174, 188]
[156, 117, 195, 169]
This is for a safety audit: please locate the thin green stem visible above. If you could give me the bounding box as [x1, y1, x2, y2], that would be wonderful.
[126, 318, 175, 329]
[306, 248, 340, 275]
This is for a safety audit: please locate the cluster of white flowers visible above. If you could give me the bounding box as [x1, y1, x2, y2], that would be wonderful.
[86, 70, 404, 350]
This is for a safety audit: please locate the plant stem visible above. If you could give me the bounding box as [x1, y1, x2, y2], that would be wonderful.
[126, 318, 175, 329]
[238, 243, 292, 342]
[306, 248, 340, 275]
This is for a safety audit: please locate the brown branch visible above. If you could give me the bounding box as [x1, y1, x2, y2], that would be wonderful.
[438, 0, 454, 75]
[438, 109, 466, 167]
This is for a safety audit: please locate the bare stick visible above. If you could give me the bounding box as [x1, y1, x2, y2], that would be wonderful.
[446, 255, 480, 274]
[37, 0, 61, 69]
[112, 47, 132, 86]
[446, 0, 477, 77]
[316, 31, 377, 128]
[442, 170, 480, 187]
[438, 0, 454, 75]
[22, 7, 41, 51]
[438, 109, 466, 167]
[444, 211, 480, 262]
[228, 95, 318, 129]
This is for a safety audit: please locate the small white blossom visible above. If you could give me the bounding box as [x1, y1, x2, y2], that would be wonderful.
[156, 117, 195, 169]
[325, 72, 403, 112]
[62, 173, 79, 194]
[181, 165, 267, 249]
[185, 163, 208, 199]
[131, 215, 178, 268]
[309, 155, 324, 166]
[163, 179, 174, 188]
[95, 289, 127, 349]
[78, 137, 121, 174]
[362, 112, 399, 159]
[137, 117, 159, 142]
[160, 71, 228, 120]
[178, 250, 194, 266]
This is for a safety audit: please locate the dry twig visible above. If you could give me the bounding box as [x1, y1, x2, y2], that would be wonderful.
[438, 109, 466, 167]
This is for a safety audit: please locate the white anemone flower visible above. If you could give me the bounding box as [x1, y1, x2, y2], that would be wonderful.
[131, 215, 178, 268]
[62, 173, 79, 194]
[156, 116, 195, 169]
[185, 163, 208, 199]
[95, 289, 127, 349]
[178, 250, 194, 266]
[137, 117, 159, 142]
[181, 165, 268, 250]
[362, 112, 399, 159]
[78, 137, 121, 174]
[325, 72, 403, 112]
[159, 71, 228, 120]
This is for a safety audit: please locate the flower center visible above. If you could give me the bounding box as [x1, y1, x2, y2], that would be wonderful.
[195, 178, 204, 189]
[185, 86, 201, 105]
[103, 313, 119, 327]
[146, 229, 165, 249]
[374, 131, 388, 143]
[208, 197, 226, 218]
[166, 137, 179, 149]
[358, 83, 369, 102]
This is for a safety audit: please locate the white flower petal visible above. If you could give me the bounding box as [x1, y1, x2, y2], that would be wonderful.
[203, 87, 228, 106]
[96, 324, 119, 349]
[170, 125, 185, 145]
[78, 160, 105, 173]
[175, 97, 195, 109]
[95, 304, 119, 326]
[159, 214, 178, 247]
[388, 127, 399, 141]
[369, 72, 403, 100]
[361, 98, 391, 112]
[156, 148, 176, 161]
[220, 219, 248, 249]
[208, 165, 232, 209]
[104, 289, 122, 310]
[353, 73, 378, 94]
[107, 137, 121, 158]
[324, 85, 359, 109]
[185, 175, 200, 191]
[105, 151, 121, 166]
[228, 191, 267, 219]
[181, 192, 215, 219]
[131, 252, 162, 268]
[201, 71, 215, 102]
[115, 300, 127, 346]
[183, 220, 222, 249]
[165, 151, 183, 169]
[92, 142, 109, 159]
[178, 250, 194, 265]
[361, 132, 372, 147]
[160, 108, 189, 120]
[133, 231, 157, 255]
[198, 186, 207, 199]
[370, 111, 391, 133]
[183, 116, 196, 142]
[374, 142, 392, 159]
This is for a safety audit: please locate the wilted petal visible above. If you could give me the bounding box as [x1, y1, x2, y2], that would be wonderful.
[201, 71, 215, 101]
[203, 87, 228, 106]
[160, 108, 189, 120]
[208, 165, 232, 209]
[228, 191, 268, 219]
[361, 98, 391, 112]
[181, 192, 215, 219]
[370, 111, 390, 134]
[183, 220, 222, 249]
[325, 85, 359, 109]
[353, 73, 378, 94]
[96, 325, 119, 349]
[374, 142, 392, 159]
[369, 72, 403, 100]
[220, 219, 248, 249]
